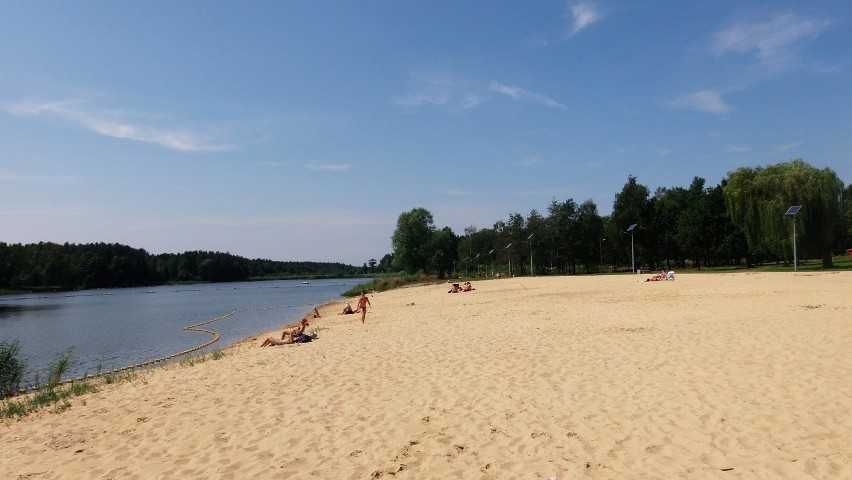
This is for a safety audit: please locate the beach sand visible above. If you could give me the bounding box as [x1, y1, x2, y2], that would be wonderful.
[2, 272, 851, 479]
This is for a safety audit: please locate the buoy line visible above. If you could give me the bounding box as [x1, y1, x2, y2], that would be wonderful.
[19, 298, 337, 394]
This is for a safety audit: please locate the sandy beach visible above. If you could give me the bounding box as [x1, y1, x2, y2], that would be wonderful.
[2, 271, 851, 479]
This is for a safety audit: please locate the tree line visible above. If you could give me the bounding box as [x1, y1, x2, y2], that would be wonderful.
[389, 159, 851, 277]
[0, 242, 363, 292]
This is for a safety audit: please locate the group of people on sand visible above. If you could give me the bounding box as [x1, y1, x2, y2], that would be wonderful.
[260, 317, 312, 346]
[260, 292, 374, 347]
[645, 269, 675, 282]
[448, 281, 475, 293]
[338, 291, 371, 323]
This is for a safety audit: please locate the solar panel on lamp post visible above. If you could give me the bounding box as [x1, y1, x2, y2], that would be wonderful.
[784, 205, 802, 272]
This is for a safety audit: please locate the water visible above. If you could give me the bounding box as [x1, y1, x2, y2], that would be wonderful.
[0, 279, 363, 386]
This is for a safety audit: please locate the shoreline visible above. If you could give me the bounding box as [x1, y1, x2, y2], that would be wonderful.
[3, 272, 851, 479]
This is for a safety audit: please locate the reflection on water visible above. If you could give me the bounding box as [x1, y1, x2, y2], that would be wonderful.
[0, 279, 361, 385]
[0, 303, 63, 317]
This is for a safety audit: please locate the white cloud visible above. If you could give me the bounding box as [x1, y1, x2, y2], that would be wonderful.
[711, 13, 829, 75]
[777, 141, 801, 152]
[489, 82, 567, 110]
[669, 90, 730, 114]
[725, 145, 750, 153]
[305, 163, 352, 172]
[5, 99, 234, 152]
[569, 3, 600, 35]
[394, 72, 465, 109]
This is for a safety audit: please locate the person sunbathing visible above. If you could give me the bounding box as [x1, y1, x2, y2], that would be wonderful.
[261, 319, 310, 346]
[645, 269, 667, 282]
[462, 281, 474, 291]
[281, 318, 309, 340]
[260, 335, 296, 347]
[338, 302, 355, 315]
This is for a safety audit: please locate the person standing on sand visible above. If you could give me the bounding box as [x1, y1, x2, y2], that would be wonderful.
[357, 291, 371, 324]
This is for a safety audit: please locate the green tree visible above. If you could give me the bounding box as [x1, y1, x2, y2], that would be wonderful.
[611, 176, 651, 270]
[724, 159, 844, 268]
[391, 207, 436, 273]
[429, 227, 458, 278]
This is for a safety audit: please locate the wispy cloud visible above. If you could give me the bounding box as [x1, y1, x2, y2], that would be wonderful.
[669, 89, 730, 114]
[489, 82, 567, 110]
[5, 99, 234, 152]
[711, 13, 830, 76]
[777, 141, 801, 152]
[520, 156, 542, 167]
[725, 145, 750, 153]
[568, 3, 601, 36]
[394, 72, 480, 110]
[395, 72, 566, 111]
[305, 163, 351, 172]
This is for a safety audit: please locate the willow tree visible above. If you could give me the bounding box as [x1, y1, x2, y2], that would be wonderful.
[723, 159, 844, 268]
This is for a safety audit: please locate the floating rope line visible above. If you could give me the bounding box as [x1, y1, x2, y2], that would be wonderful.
[19, 298, 338, 394]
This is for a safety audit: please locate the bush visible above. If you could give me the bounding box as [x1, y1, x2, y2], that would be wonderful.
[0, 340, 27, 398]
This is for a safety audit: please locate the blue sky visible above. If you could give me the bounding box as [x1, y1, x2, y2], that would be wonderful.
[2, 1, 850, 265]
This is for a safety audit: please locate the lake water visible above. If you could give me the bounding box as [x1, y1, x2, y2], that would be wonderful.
[0, 279, 363, 387]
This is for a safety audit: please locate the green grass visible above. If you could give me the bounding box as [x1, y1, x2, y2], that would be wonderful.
[693, 254, 852, 274]
[1, 379, 99, 418]
[178, 348, 230, 367]
[342, 273, 442, 297]
[0, 340, 27, 399]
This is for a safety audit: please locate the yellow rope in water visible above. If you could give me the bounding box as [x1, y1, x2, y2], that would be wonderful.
[20, 298, 334, 394]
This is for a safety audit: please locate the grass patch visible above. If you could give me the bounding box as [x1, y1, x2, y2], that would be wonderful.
[342, 273, 441, 297]
[1, 378, 100, 419]
[179, 348, 230, 367]
[1, 340, 27, 399]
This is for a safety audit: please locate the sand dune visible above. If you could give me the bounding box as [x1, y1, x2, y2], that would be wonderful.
[2, 272, 851, 479]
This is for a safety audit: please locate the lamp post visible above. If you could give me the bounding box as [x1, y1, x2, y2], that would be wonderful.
[474, 253, 481, 277]
[527, 233, 534, 276]
[625, 224, 637, 274]
[599, 237, 606, 269]
[785, 205, 802, 272]
[488, 249, 495, 277]
[505, 243, 513, 277]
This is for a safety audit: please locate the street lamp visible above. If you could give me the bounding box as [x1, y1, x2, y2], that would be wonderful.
[505, 243, 513, 277]
[527, 233, 534, 276]
[474, 253, 481, 277]
[599, 237, 606, 269]
[785, 205, 802, 272]
[625, 224, 637, 274]
[488, 249, 495, 277]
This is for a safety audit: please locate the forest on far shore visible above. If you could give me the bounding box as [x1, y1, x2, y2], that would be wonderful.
[0, 242, 366, 292]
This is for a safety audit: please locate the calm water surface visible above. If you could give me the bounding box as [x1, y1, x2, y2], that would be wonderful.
[0, 279, 362, 384]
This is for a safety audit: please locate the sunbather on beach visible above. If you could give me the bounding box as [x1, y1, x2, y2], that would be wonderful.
[338, 302, 354, 315]
[645, 269, 667, 282]
[281, 318, 309, 340]
[260, 335, 296, 347]
[312, 307, 321, 318]
[462, 281, 474, 291]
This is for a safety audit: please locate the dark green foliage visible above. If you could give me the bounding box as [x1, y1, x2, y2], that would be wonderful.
[0, 242, 363, 292]
[0, 340, 27, 398]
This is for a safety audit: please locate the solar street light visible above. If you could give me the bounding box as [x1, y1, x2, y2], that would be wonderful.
[784, 205, 802, 272]
[625, 224, 637, 274]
